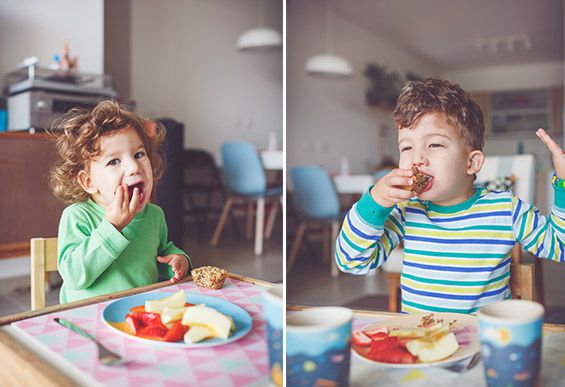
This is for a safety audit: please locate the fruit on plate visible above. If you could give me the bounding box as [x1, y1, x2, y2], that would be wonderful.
[405, 332, 459, 362]
[161, 306, 189, 324]
[182, 304, 234, 340]
[145, 290, 186, 313]
[353, 314, 460, 364]
[184, 326, 214, 344]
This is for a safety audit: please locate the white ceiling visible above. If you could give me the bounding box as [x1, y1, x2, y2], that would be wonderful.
[331, 0, 563, 70]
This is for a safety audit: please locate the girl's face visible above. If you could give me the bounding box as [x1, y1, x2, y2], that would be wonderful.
[397, 112, 484, 206]
[78, 126, 153, 211]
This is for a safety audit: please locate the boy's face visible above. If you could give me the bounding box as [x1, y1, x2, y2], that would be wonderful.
[78, 126, 153, 211]
[397, 112, 484, 206]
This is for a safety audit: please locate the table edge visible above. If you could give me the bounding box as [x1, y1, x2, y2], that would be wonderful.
[0, 273, 274, 325]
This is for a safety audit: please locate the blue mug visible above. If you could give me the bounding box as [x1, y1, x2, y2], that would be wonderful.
[287, 307, 353, 387]
[263, 285, 283, 387]
[478, 300, 544, 387]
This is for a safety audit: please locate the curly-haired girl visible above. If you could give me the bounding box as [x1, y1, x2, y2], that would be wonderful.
[50, 100, 190, 303]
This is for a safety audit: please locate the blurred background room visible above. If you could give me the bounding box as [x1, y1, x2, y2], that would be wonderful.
[0, 0, 283, 316]
[286, 0, 565, 322]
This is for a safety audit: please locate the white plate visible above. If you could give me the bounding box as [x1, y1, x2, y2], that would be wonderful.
[352, 313, 479, 368]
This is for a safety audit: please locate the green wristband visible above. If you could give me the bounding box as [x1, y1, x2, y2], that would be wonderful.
[552, 172, 565, 189]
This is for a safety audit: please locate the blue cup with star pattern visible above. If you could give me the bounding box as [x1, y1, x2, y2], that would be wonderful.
[478, 300, 544, 387]
[263, 285, 283, 387]
[287, 307, 353, 387]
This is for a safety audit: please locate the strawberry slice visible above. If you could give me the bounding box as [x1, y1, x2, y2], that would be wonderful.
[367, 348, 417, 364]
[128, 311, 165, 328]
[352, 330, 372, 347]
[138, 324, 168, 340]
[369, 336, 399, 352]
[163, 321, 189, 342]
[363, 326, 388, 340]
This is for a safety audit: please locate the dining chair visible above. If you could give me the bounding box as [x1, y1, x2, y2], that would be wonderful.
[210, 141, 282, 255]
[30, 237, 58, 311]
[288, 165, 342, 277]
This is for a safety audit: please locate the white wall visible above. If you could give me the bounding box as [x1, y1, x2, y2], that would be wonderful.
[0, 0, 103, 76]
[129, 0, 283, 159]
[286, 0, 441, 174]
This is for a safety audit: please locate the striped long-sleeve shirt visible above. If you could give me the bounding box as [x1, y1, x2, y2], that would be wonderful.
[335, 186, 565, 314]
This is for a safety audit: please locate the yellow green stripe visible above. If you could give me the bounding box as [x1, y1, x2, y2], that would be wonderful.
[404, 248, 507, 259]
[402, 299, 479, 314]
[402, 271, 509, 286]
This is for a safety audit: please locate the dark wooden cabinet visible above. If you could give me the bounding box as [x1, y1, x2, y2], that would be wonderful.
[0, 132, 65, 258]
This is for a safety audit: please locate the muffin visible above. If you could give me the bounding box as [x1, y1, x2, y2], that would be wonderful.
[191, 266, 228, 289]
[409, 165, 432, 194]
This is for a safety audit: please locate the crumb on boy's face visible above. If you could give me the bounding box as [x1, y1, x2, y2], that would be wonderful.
[80, 126, 153, 211]
[397, 112, 481, 206]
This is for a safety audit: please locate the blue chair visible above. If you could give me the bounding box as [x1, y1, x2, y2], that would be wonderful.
[210, 141, 282, 255]
[289, 165, 342, 276]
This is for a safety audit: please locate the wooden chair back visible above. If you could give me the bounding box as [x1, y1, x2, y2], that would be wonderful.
[30, 238, 58, 311]
[509, 262, 535, 300]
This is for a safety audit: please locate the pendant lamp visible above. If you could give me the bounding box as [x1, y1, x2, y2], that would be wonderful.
[237, 0, 282, 51]
[305, 0, 352, 77]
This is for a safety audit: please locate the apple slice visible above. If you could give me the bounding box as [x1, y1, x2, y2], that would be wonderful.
[406, 332, 459, 362]
[145, 290, 186, 313]
[184, 326, 213, 344]
[161, 306, 189, 324]
[182, 305, 232, 340]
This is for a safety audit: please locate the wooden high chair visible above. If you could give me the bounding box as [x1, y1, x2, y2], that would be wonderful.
[30, 238, 58, 311]
[386, 262, 537, 312]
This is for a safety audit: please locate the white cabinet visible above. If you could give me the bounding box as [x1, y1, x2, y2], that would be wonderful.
[471, 87, 563, 138]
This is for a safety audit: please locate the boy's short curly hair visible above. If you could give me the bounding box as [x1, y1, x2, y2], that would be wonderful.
[393, 78, 485, 151]
[49, 100, 166, 204]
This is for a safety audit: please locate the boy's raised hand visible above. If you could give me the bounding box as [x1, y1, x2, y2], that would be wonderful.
[537, 128, 565, 179]
[370, 168, 415, 208]
[105, 184, 141, 232]
[157, 254, 189, 283]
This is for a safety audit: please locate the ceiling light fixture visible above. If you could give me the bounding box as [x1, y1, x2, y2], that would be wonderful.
[305, 0, 353, 77]
[237, 0, 282, 51]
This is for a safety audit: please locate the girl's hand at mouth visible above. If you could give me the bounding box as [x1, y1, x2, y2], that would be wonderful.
[371, 168, 415, 208]
[105, 184, 142, 232]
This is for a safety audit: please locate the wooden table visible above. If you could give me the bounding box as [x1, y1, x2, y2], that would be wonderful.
[0, 274, 275, 386]
[288, 305, 565, 386]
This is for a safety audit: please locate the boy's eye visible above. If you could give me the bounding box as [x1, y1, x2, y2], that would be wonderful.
[107, 159, 119, 166]
[135, 151, 146, 159]
[399, 146, 412, 152]
[429, 143, 444, 148]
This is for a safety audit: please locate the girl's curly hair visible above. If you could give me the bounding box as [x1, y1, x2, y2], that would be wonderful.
[393, 78, 485, 150]
[49, 100, 166, 204]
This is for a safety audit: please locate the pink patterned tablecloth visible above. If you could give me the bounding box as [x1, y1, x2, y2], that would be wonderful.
[12, 278, 269, 386]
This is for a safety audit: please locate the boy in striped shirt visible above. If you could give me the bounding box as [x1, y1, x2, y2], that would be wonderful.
[336, 78, 565, 314]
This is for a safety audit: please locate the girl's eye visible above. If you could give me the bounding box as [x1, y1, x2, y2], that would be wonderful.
[400, 146, 412, 152]
[429, 143, 444, 148]
[107, 159, 119, 166]
[135, 151, 146, 159]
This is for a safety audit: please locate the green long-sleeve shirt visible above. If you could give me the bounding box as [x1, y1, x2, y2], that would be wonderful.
[58, 199, 190, 303]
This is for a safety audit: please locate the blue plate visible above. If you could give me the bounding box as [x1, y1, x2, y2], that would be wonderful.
[102, 291, 253, 348]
